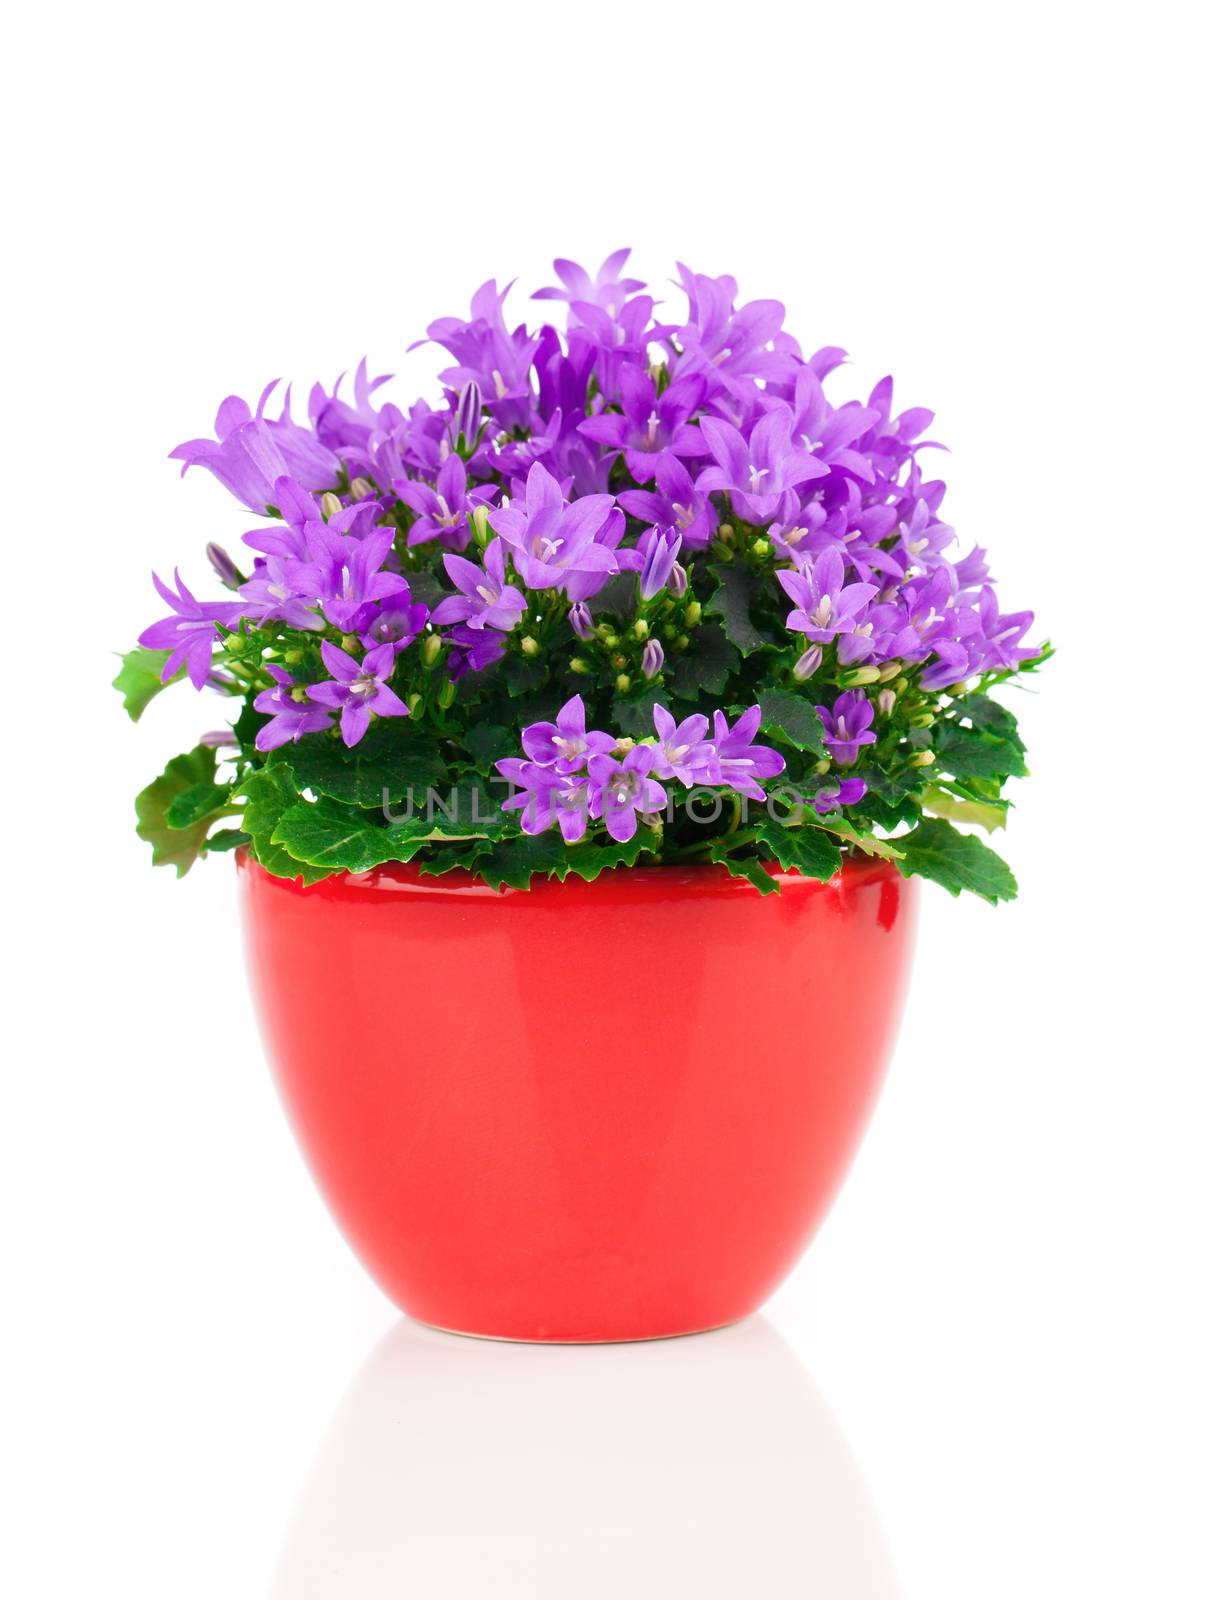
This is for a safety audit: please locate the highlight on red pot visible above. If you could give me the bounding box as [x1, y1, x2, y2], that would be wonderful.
[115, 251, 1048, 898]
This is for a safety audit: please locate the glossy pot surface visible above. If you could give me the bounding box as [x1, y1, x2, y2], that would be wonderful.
[238, 855, 917, 1341]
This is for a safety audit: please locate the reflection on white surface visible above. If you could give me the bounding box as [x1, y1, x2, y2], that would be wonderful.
[271, 1315, 896, 1597]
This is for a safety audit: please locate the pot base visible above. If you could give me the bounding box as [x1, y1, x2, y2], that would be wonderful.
[412, 1313, 746, 1346]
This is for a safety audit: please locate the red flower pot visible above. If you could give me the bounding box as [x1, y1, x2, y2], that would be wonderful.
[238, 855, 917, 1342]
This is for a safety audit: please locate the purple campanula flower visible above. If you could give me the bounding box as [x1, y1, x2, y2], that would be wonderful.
[696, 409, 827, 524]
[617, 524, 683, 601]
[308, 359, 393, 452]
[452, 380, 484, 449]
[817, 692, 877, 766]
[239, 553, 326, 632]
[495, 758, 591, 843]
[420, 279, 540, 432]
[641, 639, 665, 679]
[489, 462, 620, 599]
[812, 777, 868, 814]
[252, 666, 334, 752]
[521, 694, 614, 775]
[446, 623, 507, 679]
[138, 570, 245, 689]
[618, 454, 715, 550]
[306, 641, 410, 748]
[578, 366, 706, 482]
[568, 601, 595, 641]
[394, 453, 496, 550]
[587, 746, 667, 843]
[671, 266, 801, 399]
[171, 383, 340, 511]
[532, 249, 646, 314]
[206, 543, 244, 590]
[777, 549, 878, 645]
[360, 587, 430, 653]
[319, 526, 410, 633]
[431, 538, 527, 632]
[706, 706, 786, 801]
[651, 705, 714, 787]
[774, 366, 881, 481]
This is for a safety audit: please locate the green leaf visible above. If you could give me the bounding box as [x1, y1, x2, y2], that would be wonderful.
[502, 655, 546, 697]
[413, 839, 494, 877]
[203, 828, 249, 853]
[234, 765, 330, 884]
[477, 830, 569, 891]
[463, 724, 518, 770]
[708, 839, 781, 894]
[166, 781, 233, 830]
[954, 692, 1026, 750]
[923, 789, 1008, 834]
[934, 718, 1026, 781]
[670, 619, 739, 701]
[894, 818, 1017, 904]
[561, 830, 657, 882]
[271, 723, 445, 808]
[135, 748, 218, 876]
[271, 797, 406, 874]
[112, 648, 183, 721]
[757, 688, 826, 754]
[754, 816, 843, 880]
[706, 564, 779, 654]
[612, 691, 668, 739]
[384, 779, 510, 840]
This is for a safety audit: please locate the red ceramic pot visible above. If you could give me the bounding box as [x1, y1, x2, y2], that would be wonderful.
[238, 855, 917, 1342]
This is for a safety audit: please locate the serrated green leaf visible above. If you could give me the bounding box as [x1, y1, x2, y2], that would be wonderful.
[113, 648, 184, 721]
[203, 828, 249, 853]
[135, 747, 218, 876]
[754, 816, 843, 880]
[561, 830, 657, 882]
[669, 619, 739, 701]
[934, 719, 1026, 780]
[612, 691, 668, 739]
[271, 797, 408, 873]
[233, 765, 330, 884]
[757, 688, 826, 754]
[502, 655, 546, 697]
[463, 724, 518, 770]
[895, 818, 1017, 904]
[270, 724, 445, 808]
[954, 692, 1026, 751]
[413, 839, 494, 877]
[477, 830, 569, 891]
[706, 564, 779, 654]
[384, 779, 510, 840]
[166, 781, 234, 829]
[708, 839, 781, 894]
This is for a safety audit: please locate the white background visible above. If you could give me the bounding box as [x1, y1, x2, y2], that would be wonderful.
[3, 3, 1215, 1595]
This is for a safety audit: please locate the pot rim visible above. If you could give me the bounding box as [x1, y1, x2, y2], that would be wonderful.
[236, 847, 901, 900]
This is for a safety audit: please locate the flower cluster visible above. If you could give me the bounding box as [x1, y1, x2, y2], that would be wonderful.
[118, 252, 1045, 901]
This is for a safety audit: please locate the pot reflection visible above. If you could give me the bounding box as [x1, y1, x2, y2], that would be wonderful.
[271, 1316, 897, 1598]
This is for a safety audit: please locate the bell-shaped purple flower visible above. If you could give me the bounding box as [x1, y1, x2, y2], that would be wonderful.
[306, 641, 410, 748]
[252, 666, 334, 752]
[521, 694, 615, 774]
[587, 746, 667, 843]
[138, 570, 245, 689]
[706, 706, 786, 801]
[489, 462, 620, 600]
[431, 538, 527, 633]
[817, 692, 877, 766]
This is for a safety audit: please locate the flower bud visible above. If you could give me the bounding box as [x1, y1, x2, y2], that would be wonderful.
[407, 692, 422, 715]
[684, 600, 702, 627]
[876, 688, 896, 717]
[910, 749, 936, 767]
[615, 672, 632, 693]
[877, 660, 903, 682]
[751, 538, 770, 559]
[633, 618, 649, 640]
[814, 758, 831, 775]
[675, 634, 690, 651]
[615, 737, 635, 755]
[436, 678, 457, 710]
[350, 477, 376, 500]
[340, 634, 360, 654]
[718, 522, 734, 543]
[199, 729, 238, 748]
[520, 635, 540, 658]
[206, 542, 244, 590]
[611, 652, 628, 670]
[421, 633, 443, 668]
[839, 665, 882, 686]
[667, 563, 689, 597]
[601, 631, 620, 649]
[469, 505, 491, 549]
[642, 639, 665, 679]
[454, 379, 483, 444]
[570, 657, 590, 674]
[290, 685, 310, 704]
[793, 644, 822, 681]
[320, 491, 343, 520]
[910, 710, 936, 728]
[894, 677, 909, 696]
[568, 602, 594, 641]
[283, 648, 304, 666]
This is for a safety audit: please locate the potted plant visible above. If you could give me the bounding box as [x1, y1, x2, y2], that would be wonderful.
[117, 251, 1046, 1341]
